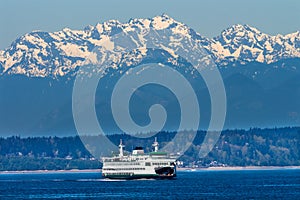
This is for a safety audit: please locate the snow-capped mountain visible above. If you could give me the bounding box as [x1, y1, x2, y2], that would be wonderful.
[1, 14, 300, 135]
[210, 24, 300, 64]
[1, 14, 299, 78]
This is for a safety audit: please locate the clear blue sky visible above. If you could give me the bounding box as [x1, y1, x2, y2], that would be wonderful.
[1, 0, 300, 49]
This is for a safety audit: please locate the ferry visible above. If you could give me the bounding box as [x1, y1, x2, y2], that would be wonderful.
[101, 138, 177, 179]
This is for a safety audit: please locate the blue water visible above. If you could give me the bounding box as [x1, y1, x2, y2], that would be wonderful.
[0, 169, 299, 199]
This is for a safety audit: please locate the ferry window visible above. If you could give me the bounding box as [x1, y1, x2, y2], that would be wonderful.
[145, 162, 151, 166]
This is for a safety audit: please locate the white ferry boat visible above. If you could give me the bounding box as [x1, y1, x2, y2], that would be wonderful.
[102, 138, 177, 179]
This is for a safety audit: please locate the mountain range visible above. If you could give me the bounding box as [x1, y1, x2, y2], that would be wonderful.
[1, 14, 300, 77]
[0, 14, 300, 136]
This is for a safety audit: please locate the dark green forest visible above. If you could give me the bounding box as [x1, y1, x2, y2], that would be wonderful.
[0, 127, 299, 171]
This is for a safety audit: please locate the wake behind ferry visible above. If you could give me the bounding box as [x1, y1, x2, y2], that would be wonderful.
[102, 138, 177, 179]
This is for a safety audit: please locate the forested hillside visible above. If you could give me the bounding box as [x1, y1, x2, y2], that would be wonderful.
[0, 127, 299, 170]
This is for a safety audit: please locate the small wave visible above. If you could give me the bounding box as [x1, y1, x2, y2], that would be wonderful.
[263, 184, 300, 187]
[51, 179, 65, 182]
[75, 179, 103, 182]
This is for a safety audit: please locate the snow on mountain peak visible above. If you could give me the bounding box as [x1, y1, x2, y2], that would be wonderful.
[210, 24, 300, 64]
[151, 14, 176, 30]
[218, 24, 268, 43]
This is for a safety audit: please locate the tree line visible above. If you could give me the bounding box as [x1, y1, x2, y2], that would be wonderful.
[0, 127, 299, 170]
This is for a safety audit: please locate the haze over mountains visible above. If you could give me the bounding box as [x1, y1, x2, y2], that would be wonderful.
[0, 14, 300, 136]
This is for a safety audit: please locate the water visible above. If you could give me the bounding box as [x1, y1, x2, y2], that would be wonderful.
[0, 169, 299, 199]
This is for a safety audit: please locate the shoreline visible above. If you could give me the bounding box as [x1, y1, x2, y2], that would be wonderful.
[177, 166, 300, 171]
[1, 166, 300, 174]
[0, 169, 101, 174]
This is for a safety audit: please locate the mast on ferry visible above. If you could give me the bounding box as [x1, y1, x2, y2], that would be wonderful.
[119, 139, 125, 157]
[152, 137, 159, 152]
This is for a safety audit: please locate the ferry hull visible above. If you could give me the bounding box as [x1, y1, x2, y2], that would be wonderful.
[102, 173, 176, 179]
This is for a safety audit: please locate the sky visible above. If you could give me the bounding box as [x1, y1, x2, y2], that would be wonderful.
[1, 0, 300, 50]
